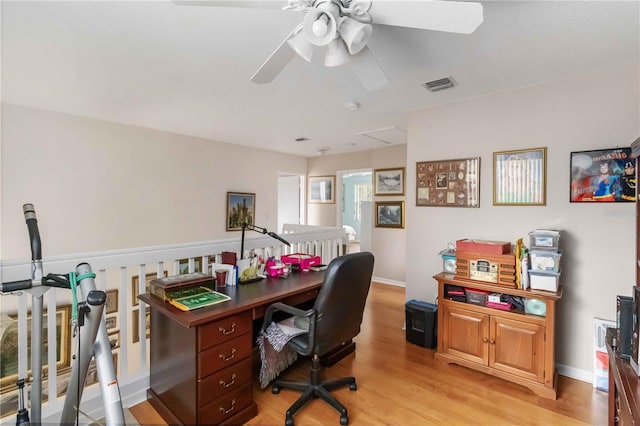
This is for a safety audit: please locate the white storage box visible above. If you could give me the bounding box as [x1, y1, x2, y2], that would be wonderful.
[529, 229, 560, 251]
[530, 250, 562, 273]
[529, 270, 561, 292]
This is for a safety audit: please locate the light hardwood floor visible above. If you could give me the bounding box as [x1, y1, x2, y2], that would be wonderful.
[129, 282, 608, 425]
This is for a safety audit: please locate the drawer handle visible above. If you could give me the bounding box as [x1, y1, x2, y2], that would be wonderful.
[219, 399, 236, 415]
[219, 323, 236, 335]
[219, 373, 237, 388]
[482, 337, 488, 343]
[219, 348, 236, 362]
[489, 339, 495, 345]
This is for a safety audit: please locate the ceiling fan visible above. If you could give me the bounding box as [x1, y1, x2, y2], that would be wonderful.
[176, 0, 484, 91]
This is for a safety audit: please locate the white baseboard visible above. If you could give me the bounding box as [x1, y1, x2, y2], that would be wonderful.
[372, 276, 405, 287]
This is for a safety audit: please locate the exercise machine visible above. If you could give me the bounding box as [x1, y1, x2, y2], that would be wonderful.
[1, 204, 124, 425]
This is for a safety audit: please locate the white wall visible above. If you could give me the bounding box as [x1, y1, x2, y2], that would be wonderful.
[307, 145, 407, 284]
[1, 104, 307, 260]
[405, 64, 640, 378]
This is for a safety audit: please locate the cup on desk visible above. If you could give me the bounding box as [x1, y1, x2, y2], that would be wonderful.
[215, 269, 227, 288]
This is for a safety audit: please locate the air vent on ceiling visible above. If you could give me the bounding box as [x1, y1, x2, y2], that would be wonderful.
[423, 77, 455, 92]
[294, 137, 309, 142]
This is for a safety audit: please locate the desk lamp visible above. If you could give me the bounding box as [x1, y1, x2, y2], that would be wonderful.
[240, 222, 291, 259]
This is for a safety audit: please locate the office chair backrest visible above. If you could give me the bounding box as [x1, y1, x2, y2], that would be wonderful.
[312, 251, 375, 355]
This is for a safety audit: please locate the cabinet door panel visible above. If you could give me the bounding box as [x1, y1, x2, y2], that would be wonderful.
[491, 317, 545, 382]
[442, 304, 489, 364]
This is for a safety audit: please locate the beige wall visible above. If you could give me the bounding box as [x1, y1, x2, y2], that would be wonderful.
[307, 145, 407, 283]
[1, 104, 307, 260]
[405, 63, 640, 377]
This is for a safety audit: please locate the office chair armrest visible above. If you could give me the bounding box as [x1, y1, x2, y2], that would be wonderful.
[262, 302, 314, 331]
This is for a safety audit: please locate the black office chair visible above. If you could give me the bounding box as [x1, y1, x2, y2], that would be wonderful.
[261, 251, 375, 426]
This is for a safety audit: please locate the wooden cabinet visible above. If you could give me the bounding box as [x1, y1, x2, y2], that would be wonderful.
[607, 328, 640, 426]
[434, 273, 561, 399]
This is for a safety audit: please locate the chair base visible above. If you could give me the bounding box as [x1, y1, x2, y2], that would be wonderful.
[272, 356, 357, 426]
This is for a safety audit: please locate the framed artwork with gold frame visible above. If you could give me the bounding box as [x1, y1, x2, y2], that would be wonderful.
[308, 176, 335, 204]
[416, 158, 480, 207]
[0, 305, 72, 392]
[493, 147, 547, 206]
[132, 271, 168, 306]
[375, 201, 405, 228]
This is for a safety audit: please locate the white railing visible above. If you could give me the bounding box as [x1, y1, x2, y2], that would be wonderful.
[0, 226, 346, 424]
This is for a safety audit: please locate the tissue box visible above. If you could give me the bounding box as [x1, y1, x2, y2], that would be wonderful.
[280, 253, 322, 271]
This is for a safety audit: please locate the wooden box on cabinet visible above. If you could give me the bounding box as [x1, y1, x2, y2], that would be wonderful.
[434, 273, 562, 399]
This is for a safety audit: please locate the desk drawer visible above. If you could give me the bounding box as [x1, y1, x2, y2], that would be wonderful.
[199, 312, 252, 350]
[198, 357, 252, 407]
[198, 384, 253, 425]
[198, 335, 252, 378]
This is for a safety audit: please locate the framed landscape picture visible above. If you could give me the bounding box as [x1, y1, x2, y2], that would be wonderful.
[308, 176, 335, 204]
[227, 192, 256, 231]
[375, 201, 405, 228]
[374, 167, 405, 196]
[1, 305, 72, 392]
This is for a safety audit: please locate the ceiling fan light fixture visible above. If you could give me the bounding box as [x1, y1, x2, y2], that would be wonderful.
[303, 8, 337, 46]
[287, 31, 314, 62]
[339, 17, 372, 55]
[324, 37, 350, 67]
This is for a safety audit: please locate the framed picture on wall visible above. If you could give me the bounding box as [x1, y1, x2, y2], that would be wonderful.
[132, 271, 168, 306]
[374, 167, 405, 196]
[1, 305, 72, 392]
[493, 147, 547, 206]
[308, 176, 335, 204]
[570, 147, 635, 202]
[416, 158, 480, 207]
[227, 192, 256, 231]
[375, 201, 405, 228]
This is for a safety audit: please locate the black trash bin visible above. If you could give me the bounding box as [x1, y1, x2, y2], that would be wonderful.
[405, 300, 437, 349]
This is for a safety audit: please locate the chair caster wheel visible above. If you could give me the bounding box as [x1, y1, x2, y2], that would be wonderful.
[349, 383, 357, 391]
[272, 386, 280, 394]
[340, 415, 349, 425]
[285, 415, 294, 426]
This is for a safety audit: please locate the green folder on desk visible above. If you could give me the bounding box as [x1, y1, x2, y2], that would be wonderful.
[167, 286, 231, 311]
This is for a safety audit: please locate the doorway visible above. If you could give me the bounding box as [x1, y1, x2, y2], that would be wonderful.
[277, 173, 304, 233]
[338, 170, 372, 253]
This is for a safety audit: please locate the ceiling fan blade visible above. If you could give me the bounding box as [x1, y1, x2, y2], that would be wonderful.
[251, 25, 301, 84]
[350, 46, 388, 92]
[173, 1, 287, 9]
[370, 0, 484, 34]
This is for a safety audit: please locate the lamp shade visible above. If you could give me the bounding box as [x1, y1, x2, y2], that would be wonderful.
[303, 8, 337, 46]
[339, 17, 372, 55]
[287, 31, 314, 62]
[324, 37, 350, 67]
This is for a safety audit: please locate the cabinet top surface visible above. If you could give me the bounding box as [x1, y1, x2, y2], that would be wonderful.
[139, 271, 324, 327]
[433, 272, 563, 300]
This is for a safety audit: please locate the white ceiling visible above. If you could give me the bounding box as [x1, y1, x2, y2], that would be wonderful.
[2, 1, 639, 157]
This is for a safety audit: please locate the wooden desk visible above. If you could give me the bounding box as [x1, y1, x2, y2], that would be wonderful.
[607, 328, 640, 425]
[139, 271, 325, 426]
